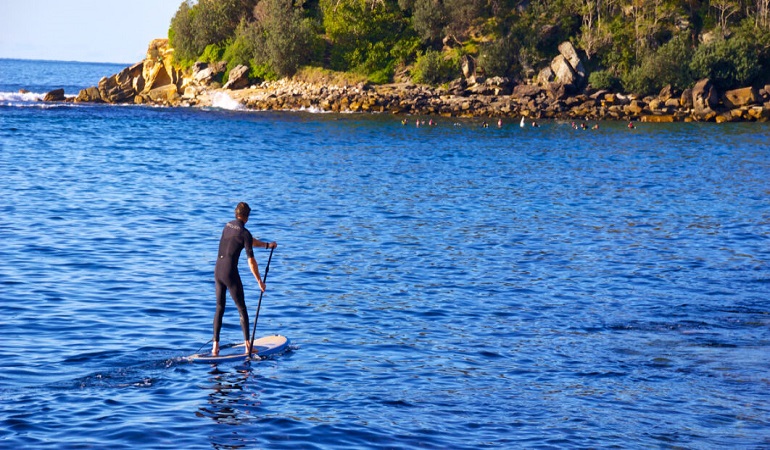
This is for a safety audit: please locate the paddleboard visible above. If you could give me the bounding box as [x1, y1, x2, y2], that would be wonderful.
[188, 335, 290, 364]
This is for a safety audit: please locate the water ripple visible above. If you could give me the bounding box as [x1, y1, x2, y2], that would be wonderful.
[0, 104, 768, 448]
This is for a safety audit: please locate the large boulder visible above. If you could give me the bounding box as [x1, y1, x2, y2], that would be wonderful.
[98, 73, 134, 103]
[551, 55, 578, 90]
[141, 84, 180, 104]
[513, 84, 543, 99]
[723, 87, 759, 109]
[193, 62, 226, 86]
[461, 55, 476, 81]
[692, 78, 719, 119]
[75, 86, 102, 103]
[558, 41, 587, 82]
[142, 38, 180, 93]
[223, 65, 251, 90]
[43, 88, 65, 102]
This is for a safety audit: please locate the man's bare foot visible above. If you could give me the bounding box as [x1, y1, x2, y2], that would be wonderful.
[244, 340, 252, 355]
[211, 342, 220, 357]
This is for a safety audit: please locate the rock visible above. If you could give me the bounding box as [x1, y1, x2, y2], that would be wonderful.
[723, 87, 759, 109]
[625, 100, 645, 115]
[557, 41, 587, 82]
[144, 84, 179, 104]
[747, 105, 770, 121]
[538, 66, 554, 85]
[589, 89, 608, 100]
[715, 113, 734, 123]
[223, 65, 250, 90]
[680, 88, 693, 109]
[546, 82, 567, 101]
[193, 62, 226, 86]
[550, 55, 578, 90]
[648, 98, 663, 110]
[43, 88, 65, 102]
[142, 39, 179, 93]
[641, 115, 675, 123]
[513, 84, 543, 99]
[461, 55, 476, 80]
[658, 85, 674, 102]
[75, 86, 102, 103]
[98, 75, 134, 103]
[192, 62, 208, 75]
[692, 78, 719, 118]
[665, 98, 680, 108]
[447, 78, 467, 96]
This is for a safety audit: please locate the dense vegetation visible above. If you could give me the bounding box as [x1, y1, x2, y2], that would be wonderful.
[169, 0, 770, 95]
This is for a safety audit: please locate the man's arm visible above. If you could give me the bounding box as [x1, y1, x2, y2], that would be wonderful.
[253, 238, 278, 250]
[248, 256, 265, 292]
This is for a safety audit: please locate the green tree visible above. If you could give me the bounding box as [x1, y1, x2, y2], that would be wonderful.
[412, 0, 447, 45]
[320, 0, 409, 79]
[169, 0, 255, 65]
[252, 0, 321, 76]
[169, 1, 198, 64]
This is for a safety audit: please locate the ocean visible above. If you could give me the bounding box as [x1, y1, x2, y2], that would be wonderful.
[1, 58, 769, 449]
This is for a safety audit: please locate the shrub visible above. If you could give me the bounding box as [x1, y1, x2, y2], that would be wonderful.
[588, 70, 620, 90]
[200, 43, 227, 63]
[411, 50, 459, 85]
[478, 37, 516, 78]
[690, 32, 762, 90]
[621, 36, 693, 95]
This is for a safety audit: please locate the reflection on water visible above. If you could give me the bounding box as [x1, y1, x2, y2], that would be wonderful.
[199, 366, 261, 448]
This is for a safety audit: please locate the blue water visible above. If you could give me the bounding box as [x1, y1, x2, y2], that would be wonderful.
[1, 59, 769, 449]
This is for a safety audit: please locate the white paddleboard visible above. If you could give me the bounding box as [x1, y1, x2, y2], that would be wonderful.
[188, 335, 290, 364]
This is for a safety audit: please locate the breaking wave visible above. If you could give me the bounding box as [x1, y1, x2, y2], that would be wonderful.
[209, 91, 244, 111]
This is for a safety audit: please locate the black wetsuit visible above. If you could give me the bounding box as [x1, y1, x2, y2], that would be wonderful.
[213, 219, 254, 342]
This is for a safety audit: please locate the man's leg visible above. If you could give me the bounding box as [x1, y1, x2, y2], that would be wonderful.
[212, 280, 228, 356]
[230, 278, 252, 355]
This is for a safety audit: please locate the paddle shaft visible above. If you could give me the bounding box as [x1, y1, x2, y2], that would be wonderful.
[249, 246, 275, 351]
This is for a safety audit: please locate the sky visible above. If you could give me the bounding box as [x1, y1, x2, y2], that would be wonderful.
[0, 0, 183, 64]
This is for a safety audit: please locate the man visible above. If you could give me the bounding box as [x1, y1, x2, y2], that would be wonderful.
[212, 202, 277, 356]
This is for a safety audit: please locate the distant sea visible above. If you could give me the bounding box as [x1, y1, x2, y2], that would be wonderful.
[1, 58, 769, 449]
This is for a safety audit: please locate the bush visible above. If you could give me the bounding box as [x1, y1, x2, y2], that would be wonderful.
[690, 32, 763, 90]
[621, 36, 693, 95]
[478, 37, 516, 78]
[588, 70, 620, 90]
[411, 50, 459, 85]
[200, 43, 227, 63]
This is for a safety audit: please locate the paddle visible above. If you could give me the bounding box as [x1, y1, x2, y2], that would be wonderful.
[248, 246, 275, 355]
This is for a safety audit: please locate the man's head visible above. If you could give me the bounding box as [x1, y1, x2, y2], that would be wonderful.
[235, 202, 251, 221]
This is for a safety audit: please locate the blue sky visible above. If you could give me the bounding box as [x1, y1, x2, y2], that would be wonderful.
[0, 0, 183, 64]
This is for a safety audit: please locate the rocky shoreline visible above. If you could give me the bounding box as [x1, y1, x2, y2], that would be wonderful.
[42, 39, 770, 123]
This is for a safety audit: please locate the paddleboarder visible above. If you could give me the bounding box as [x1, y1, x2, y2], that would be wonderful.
[212, 202, 277, 356]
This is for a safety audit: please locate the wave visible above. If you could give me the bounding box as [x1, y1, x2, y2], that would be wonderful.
[209, 91, 244, 111]
[0, 91, 82, 108]
[0, 91, 45, 103]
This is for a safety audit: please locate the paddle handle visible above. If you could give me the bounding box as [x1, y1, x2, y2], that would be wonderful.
[249, 246, 275, 352]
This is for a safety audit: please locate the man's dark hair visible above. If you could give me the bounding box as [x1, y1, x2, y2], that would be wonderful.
[235, 202, 251, 219]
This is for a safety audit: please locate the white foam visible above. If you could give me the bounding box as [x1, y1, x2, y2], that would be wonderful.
[0, 91, 44, 103]
[209, 91, 244, 111]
